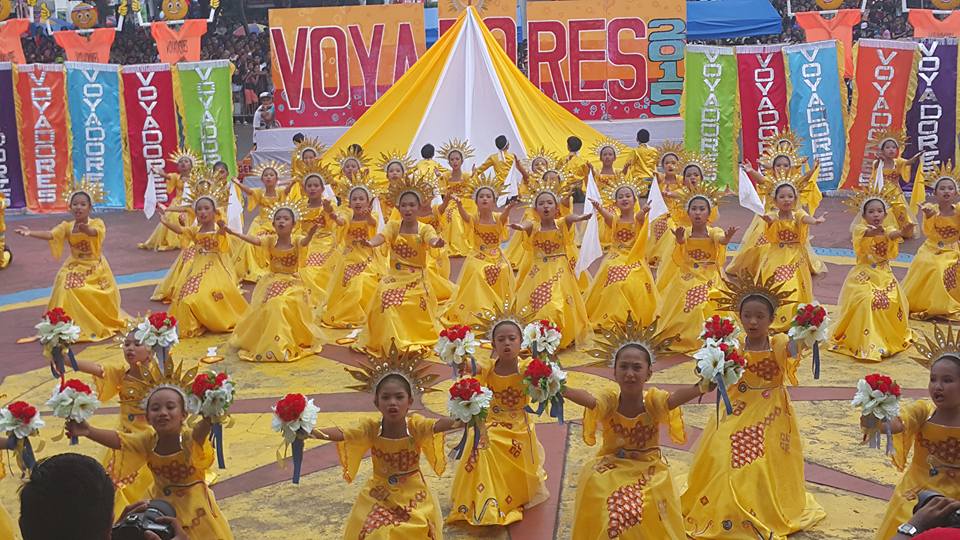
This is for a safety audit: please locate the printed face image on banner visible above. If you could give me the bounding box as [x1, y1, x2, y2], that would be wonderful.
[269, 4, 426, 128]
[525, 0, 686, 121]
[438, 0, 517, 63]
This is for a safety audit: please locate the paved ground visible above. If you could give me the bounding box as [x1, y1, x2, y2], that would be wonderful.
[0, 195, 932, 539]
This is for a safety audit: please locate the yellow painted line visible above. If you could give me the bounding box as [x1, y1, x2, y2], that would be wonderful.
[0, 278, 161, 314]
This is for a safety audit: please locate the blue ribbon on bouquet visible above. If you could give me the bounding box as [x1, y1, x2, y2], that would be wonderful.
[50, 346, 78, 379]
[154, 345, 170, 370]
[715, 372, 733, 415]
[450, 357, 478, 379]
[548, 395, 565, 424]
[865, 417, 894, 455]
[812, 341, 821, 380]
[449, 421, 481, 460]
[6, 435, 36, 473]
[524, 401, 546, 416]
[291, 437, 304, 484]
[211, 423, 226, 469]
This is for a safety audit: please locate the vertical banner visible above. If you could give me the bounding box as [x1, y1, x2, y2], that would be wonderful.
[842, 39, 920, 189]
[13, 64, 71, 213]
[439, 0, 517, 62]
[526, 0, 686, 120]
[682, 45, 740, 188]
[784, 40, 848, 190]
[736, 45, 790, 166]
[904, 38, 958, 179]
[122, 64, 179, 210]
[174, 60, 238, 176]
[0, 63, 25, 209]
[65, 62, 129, 209]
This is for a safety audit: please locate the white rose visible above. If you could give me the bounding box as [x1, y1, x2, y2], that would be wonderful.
[0, 408, 45, 439]
[693, 345, 725, 382]
[521, 324, 540, 350]
[71, 392, 100, 422]
[272, 398, 320, 444]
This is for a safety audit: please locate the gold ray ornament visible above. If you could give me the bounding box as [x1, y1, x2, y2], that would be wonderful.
[182, 168, 230, 209]
[63, 176, 106, 206]
[521, 158, 577, 205]
[264, 197, 310, 223]
[913, 324, 960, 370]
[591, 137, 627, 160]
[870, 128, 908, 153]
[292, 137, 327, 162]
[714, 273, 796, 314]
[385, 171, 438, 208]
[461, 170, 506, 200]
[679, 152, 718, 183]
[522, 146, 561, 174]
[670, 180, 723, 214]
[167, 147, 203, 168]
[599, 174, 650, 204]
[335, 168, 384, 202]
[756, 167, 812, 204]
[473, 300, 535, 341]
[438, 138, 476, 163]
[842, 183, 902, 216]
[378, 149, 417, 174]
[334, 145, 371, 171]
[925, 162, 960, 190]
[345, 339, 440, 396]
[250, 160, 291, 181]
[293, 160, 337, 189]
[589, 313, 674, 367]
[120, 355, 199, 412]
[655, 140, 686, 169]
[758, 130, 805, 170]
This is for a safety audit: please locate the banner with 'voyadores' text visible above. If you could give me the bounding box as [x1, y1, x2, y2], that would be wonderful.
[122, 64, 179, 210]
[174, 60, 238, 177]
[14, 64, 71, 213]
[735, 45, 789, 167]
[682, 45, 739, 188]
[904, 38, 958, 180]
[0, 63, 25, 209]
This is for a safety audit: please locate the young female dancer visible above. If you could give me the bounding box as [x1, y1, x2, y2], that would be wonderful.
[505, 147, 559, 271]
[870, 129, 922, 237]
[288, 137, 326, 200]
[437, 138, 476, 256]
[232, 161, 290, 282]
[333, 144, 370, 188]
[295, 164, 341, 305]
[645, 142, 685, 273]
[139, 148, 199, 251]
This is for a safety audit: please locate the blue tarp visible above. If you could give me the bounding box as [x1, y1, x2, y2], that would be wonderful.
[686, 0, 784, 40]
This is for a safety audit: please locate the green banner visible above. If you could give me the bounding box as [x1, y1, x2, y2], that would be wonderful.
[174, 59, 238, 176]
[681, 45, 740, 189]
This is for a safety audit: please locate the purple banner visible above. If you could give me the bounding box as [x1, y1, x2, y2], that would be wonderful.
[0, 62, 25, 208]
[905, 39, 958, 184]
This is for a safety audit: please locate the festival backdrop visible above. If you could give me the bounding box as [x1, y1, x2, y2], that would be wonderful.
[268, 4, 427, 128]
[122, 63, 179, 210]
[903, 38, 958, 179]
[525, 0, 686, 121]
[0, 62, 25, 209]
[439, 0, 517, 63]
[174, 60, 238, 177]
[735, 44, 789, 167]
[13, 64, 72, 213]
[842, 39, 920, 189]
[784, 40, 848, 190]
[65, 62, 130, 209]
[682, 44, 740, 188]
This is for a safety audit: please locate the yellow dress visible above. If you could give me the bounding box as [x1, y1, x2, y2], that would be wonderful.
[95, 363, 155, 518]
[828, 224, 912, 362]
[139, 173, 185, 251]
[418, 210, 454, 303]
[903, 205, 960, 320]
[151, 230, 196, 303]
[47, 219, 125, 342]
[0, 504, 13, 540]
[875, 400, 960, 540]
[298, 206, 340, 306]
[645, 173, 682, 273]
[757, 211, 815, 331]
[572, 388, 686, 539]
[477, 151, 516, 183]
[169, 227, 247, 338]
[442, 214, 514, 326]
[447, 358, 548, 526]
[359, 221, 442, 356]
[681, 334, 826, 539]
[233, 188, 281, 282]
[505, 207, 535, 271]
[655, 227, 727, 353]
[339, 415, 446, 540]
[625, 145, 659, 180]
[513, 219, 592, 349]
[320, 212, 385, 328]
[876, 158, 919, 230]
[584, 217, 659, 327]
[229, 234, 321, 362]
[439, 171, 474, 257]
[119, 427, 233, 540]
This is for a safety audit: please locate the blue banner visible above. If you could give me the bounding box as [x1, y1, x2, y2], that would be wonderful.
[784, 40, 847, 191]
[65, 62, 129, 208]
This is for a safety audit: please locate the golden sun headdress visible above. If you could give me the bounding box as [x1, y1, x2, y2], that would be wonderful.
[912, 324, 960, 370]
[293, 137, 326, 162]
[378, 149, 416, 175]
[438, 138, 476, 163]
[462, 170, 506, 200]
[925, 162, 960, 190]
[679, 151, 718, 183]
[870, 128, 908, 152]
[385, 171, 437, 208]
[121, 355, 198, 412]
[758, 167, 811, 203]
[600, 174, 649, 204]
[843, 182, 902, 215]
[673, 181, 723, 213]
[251, 160, 291, 181]
[293, 160, 337, 189]
[715, 273, 796, 314]
[346, 339, 440, 397]
[656, 140, 685, 168]
[183, 167, 229, 209]
[334, 145, 370, 171]
[336, 168, 383, 201]
[522, 158, 576, 204]
[473, 300, 535, 341]
[758, 131, 804, 170]
[523, 146, 560, 173]
[589, 313, 674, 367]
[591, 137, 627, 160]
[264, 197, 310, 223]
[63, 176, 106, 206]
[168, 147, 202, 168]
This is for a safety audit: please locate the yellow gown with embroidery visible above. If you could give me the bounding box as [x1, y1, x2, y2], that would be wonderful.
[47, 219, 125, 342]
[903, 204, 960, 320]
[828, 224, 912, 362]
[359, 221, 442, 356]
[321, 211, 385, 328]
[442, 214, 514, 326]
[119, 427, 233, 539]
[233, 188, 282, 282]
[339, 415, 446, 540]
[151, 229, 196, 303]
[875, 400, 960, 540]
[229, 234, 320, 362]
[875, 158, 919, 230]
[655, 227, 727, 353]
[505, 207, 534, 271]
[139, 173, 185, 251]
[584, 216, 659, 328]
[298, 206, 340, 306]
[169, 227, 247, 338]
[513, 219, 592, 349]
[757, 211, 815, 331]
[418, 210, 454, 303]
[0, 453, 17, 538]
[645, 173, 684, 273]
[447, 357, 548, 526]
[572, 388, 686, 539]
[681, 334, 825, 539]
[439, 171, 474, 257]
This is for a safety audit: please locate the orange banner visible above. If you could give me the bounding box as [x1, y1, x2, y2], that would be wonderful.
[269, 4, 426, 128]
[439, 0, 517, 63]
[14, 64, 71, 213]
[526, 0, 686, 120]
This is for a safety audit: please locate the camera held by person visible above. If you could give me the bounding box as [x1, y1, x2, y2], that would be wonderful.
[892, 491, 960, 539]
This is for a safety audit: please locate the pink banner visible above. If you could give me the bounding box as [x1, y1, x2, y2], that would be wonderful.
[121, 64, 179, 210]
[736, 45, 790, 166]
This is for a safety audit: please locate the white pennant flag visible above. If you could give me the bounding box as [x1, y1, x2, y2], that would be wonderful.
[227, 182, 243, 231]
[499, 166, 520, 206]
[372, 197, 386, 233]
[143, 171, 158, 219]
[575, 170, 603, 277]
[738, 167, 766, 215]
[323, 183, 337, 201]
[646, 175, 669, 237]
[872, 160, 885, 190]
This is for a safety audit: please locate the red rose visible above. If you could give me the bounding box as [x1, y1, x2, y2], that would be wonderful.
[214, 372, 229, 387]
[149, 312, 175, 330]
[8, 401, 37, 424]
[449, 378, 482, 401]
[891, 384, 901, 397]
[45, 308, 72, 325]
[191, 374, 215, 398]
[61, 379, 92, 394]
[524, 359, 552, 383]
[275, 393, 307, 423]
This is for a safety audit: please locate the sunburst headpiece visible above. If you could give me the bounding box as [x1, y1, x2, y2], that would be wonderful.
[438, 138, 476, 163]
[264, 197, 310, 223]
[591, 137, 627, 160]
[292, 137, 326, 162]
[679, 152, 718, 182]
[334, 145, 370, 171]
[523, 146, 560, 173]
[167, 147, 202, 168]
[715, 273, 796, 314]
[673, 181, 723, 213]
[251, 160, 291, 181]
[599, 174, 649, 204]
[758, 167, 811, 203]
[843, 182, 901, 215]
[63, 176, 106, 205]
[345, 339, 440, 397]
[589, 313, 673, 367]
[336, 168, 383, 201]
[870, 128, 908, 153]
[385, 171, 437, 208]
[473, 300, 535, 341]
[925, 162, 960, 190]
[655, 140, 685, 168]
[120, 355, 199, 412]
[293, 160, 337, 189]
[758, 131, 804, 170]
[182, 168, 229, 209]
[378, 149, 416, 175]
[462, 170, 506, 200]
[913, 324, 960, 370]
[522, 158, 576, 204]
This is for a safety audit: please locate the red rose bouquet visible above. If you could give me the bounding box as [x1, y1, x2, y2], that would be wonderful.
[788, 303, 828, 379]
[434, 324, 480, 376]
[851, 373, 901, 454]
[0, 400, 44, 472]
[46, 378, 100, 445]
[135, 311, 179, 364]
[522, 358, 568, 423]
[271, 393, 321, 483]
[188, 371, 234, 468]
[35, 308, 81, 379]
[447, 377, 492, 459]
[694, 316, 745, 415]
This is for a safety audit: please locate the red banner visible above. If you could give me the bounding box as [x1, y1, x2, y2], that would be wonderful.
[122, 64, 179, 210]
[439, 0, 517, 63]
[14, 64, 71, 213]
[736, 45, 790, 166]
[842, 39, 919, 188]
